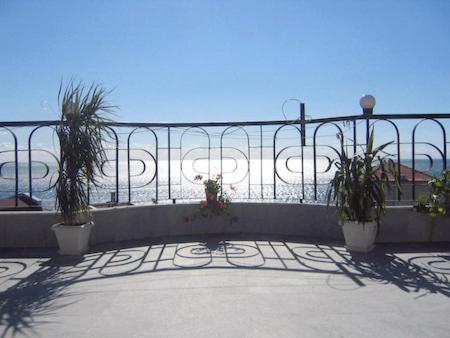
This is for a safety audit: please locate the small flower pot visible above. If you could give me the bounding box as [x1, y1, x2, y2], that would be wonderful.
[205, 189, 217, 202]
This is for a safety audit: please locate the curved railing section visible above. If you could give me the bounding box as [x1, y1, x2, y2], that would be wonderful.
[0, 112, 448, 209]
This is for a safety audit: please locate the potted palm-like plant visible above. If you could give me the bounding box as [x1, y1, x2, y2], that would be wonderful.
[52, 82, 115, 255]
[327, 129, 398, 252]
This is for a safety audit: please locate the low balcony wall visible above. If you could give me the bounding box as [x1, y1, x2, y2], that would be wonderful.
[0, 203, 449, 248]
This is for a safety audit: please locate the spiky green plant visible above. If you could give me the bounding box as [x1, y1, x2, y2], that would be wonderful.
[326, 129, 399, 224]
[55, 82, 115, 225]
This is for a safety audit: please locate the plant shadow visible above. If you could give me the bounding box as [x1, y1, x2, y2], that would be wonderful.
[0, 256, 83, 337]
[346, 248, 450, 297]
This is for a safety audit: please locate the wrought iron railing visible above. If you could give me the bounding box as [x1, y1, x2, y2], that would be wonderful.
[0, 111, 449, 209]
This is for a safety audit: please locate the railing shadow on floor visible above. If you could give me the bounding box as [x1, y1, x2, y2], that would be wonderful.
[1, 236, 449, 336]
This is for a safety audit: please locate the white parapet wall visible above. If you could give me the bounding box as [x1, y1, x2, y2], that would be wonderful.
[0, 203, 448, 248]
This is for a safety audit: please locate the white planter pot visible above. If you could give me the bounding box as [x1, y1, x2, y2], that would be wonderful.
[341, 220, 377, 253]
[52, 222, 94, 255]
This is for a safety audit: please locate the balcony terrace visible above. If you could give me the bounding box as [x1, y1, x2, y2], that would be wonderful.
[1, 112, 449, 337]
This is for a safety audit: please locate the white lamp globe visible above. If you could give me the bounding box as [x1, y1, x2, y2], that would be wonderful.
[360, 94, 376, 110]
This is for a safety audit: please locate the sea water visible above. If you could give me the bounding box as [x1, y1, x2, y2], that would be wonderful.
[0, 159, 447, 210]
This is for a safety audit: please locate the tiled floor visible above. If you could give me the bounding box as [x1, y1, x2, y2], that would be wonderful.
[1, 238, 449, 337]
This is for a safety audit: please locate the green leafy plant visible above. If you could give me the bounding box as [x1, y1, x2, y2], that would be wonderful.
[413, 170, 450, 218]
[428, 169, 450, 218]
[202, 175, 222, 200]
[413, 193, 430, 213]
[184, 174, 237, 223]
[326, 129, 399, 224]
[55, 82, 115, 225]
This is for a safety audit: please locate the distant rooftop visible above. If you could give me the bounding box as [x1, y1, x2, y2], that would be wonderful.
[374, 163, 434, 182]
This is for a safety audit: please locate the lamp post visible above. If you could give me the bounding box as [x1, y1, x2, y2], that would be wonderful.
[65, 99, 75, 121]
[360, 94, 376, 147]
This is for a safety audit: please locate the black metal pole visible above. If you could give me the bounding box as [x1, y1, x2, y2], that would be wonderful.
[13, 134, 18, 207]
[260, 125, 264, 200]
[127, 132, 132, 204]
[300, 103, 305, 202]
[167, 127, 171, 200]
[366, 118, 370, 149]
[300, 103, 306, 147]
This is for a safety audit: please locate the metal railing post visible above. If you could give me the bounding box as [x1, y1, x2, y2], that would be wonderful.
[167, 127, 171, 200]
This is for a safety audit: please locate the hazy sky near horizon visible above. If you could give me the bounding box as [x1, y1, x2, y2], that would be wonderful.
[1, 0, 450, 122]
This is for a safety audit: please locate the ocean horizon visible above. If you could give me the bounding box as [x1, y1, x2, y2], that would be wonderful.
[0, 158, 448, 210]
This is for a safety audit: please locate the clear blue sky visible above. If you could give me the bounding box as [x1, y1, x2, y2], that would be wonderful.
[1, 0, 450, 122]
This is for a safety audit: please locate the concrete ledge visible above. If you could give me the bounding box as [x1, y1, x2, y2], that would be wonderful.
[0, 203, 449, 248]
[378, 207, 449, 243]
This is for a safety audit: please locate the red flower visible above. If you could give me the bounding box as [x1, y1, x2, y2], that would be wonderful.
[218, 202, 225, 209]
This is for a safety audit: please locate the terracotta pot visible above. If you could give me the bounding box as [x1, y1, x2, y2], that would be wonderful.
[205, 189, 217, 202]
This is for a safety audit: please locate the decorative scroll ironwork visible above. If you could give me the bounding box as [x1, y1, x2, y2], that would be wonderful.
[27, 125, 59, 201]
[412, 119, 447, 200]
[127, 127, 158, 203]
[180, 127, 210, 199]
[0, 125, 18, 206]
[0, 113, 449, 209]
[312, 122, 343, 201]
[371, 119, 401, 200]
[273, 124, 303, 200]
[220, 126, 251, 199]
